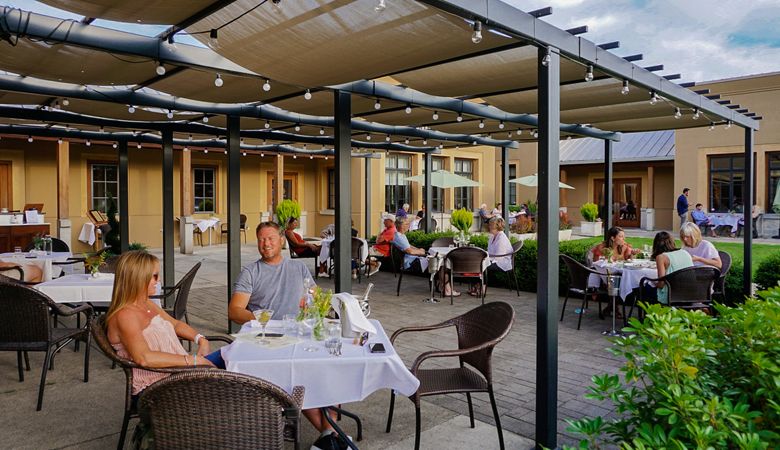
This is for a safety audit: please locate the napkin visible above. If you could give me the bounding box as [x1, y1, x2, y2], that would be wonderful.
[331, 292, 377, 336]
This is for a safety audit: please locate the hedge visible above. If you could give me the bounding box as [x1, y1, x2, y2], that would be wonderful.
[755, 251, 780, 290]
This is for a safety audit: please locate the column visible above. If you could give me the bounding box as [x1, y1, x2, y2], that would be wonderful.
[334, 90, 352, 293]
[743, 128, 754, 296]
[604, 139, 613, 239]
[501, 147, 509, 236]
[162, 128, 175, 287]
[56, 140, 71, 245]
[274, 154, 284, 210]
[365, 157, 372, 239]
[179, 145, 194, 254]
[118, 140, 129, 252]
[227, 115, 241, 333]
[424, 152, 432, 232]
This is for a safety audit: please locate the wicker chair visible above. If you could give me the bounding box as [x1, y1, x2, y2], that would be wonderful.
[559, 255, 611, 330]
[0, 264, 25, 281]
[430, 237, 454, 247]
[138, 370, 304, 450]
[713, 251, 732, 304]
[91, 316, 234, 450]
[386, 301, 515, 450]
[444, 247, 489, 305]
[390, 244, 425, 296]
[286, 235, 319, 269]
[0, 278, 92, 411]
[220, 214, 248, 244]
[23, 236, 70, 252]
[487, 240, 523, 296]
[637, 266, 720, 316]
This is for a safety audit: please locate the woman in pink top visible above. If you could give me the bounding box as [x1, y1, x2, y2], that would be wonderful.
[105, 251, 221, 396]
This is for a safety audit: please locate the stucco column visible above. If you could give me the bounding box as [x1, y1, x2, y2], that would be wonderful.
[274, 154, 284, 210]
[646, 166, 654, 208]
[560, 169, 568, 207]
[179, 148, 194, 253]
[56, 140, 71, 245]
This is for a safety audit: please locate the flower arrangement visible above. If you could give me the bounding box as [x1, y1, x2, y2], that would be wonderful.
[84, 252, 106, 275]
[451, 208, 473, 233]
[297, 285, 333, 340]
[601, 247, 614, 262]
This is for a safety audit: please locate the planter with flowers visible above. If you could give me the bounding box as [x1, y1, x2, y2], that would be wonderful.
[579, 202, 603, 237]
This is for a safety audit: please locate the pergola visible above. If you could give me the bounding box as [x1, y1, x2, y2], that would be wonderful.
[0, 1, 760, 447]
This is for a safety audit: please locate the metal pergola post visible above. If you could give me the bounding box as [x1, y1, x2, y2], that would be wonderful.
[334, 90, 352, 293]
[536, 46, 561, 450]
[743, 127, 754, 296]
[604, 140, 614, 238]
[424, 152, 433, 232]
[117, 139, 129, 253]
[226, 115, 241, 333]
[501, 147, 509, 236]
[365, 157, 372, 239]
[161, 128, 175, 287]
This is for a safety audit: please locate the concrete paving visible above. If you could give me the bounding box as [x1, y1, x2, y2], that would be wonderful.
[0, 243, 625, 449]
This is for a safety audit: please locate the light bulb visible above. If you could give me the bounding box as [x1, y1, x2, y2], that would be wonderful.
[294, 124, 301, 132]
[156, 63, 166, 76]
[112, 142, 117, 148]
[533, 130, 539, 138]
[674, 107, 682, 119]
[422, 139, 427, 145]
[456, 114, 463, 122]
[385, 135, 391, 142]
[224, 150, 228, 154]
[584, 65, 594, 82]
[57, 138, 63, 144]
[621, 80, 630, 95]
[725, 121, 732, 129]
[293, 154, 297, 159]
[566, 135, 572, 140]
[325, 156, 328, 160]
[405, 105, 412, 114]
[507, 131, 512, 138]
[310, 155, 314, 160]
[319, 128, 325, 135]
[649, 92, 658, 105]
[204, 149, 209, 154]
[202, 116, 209, 123]
[478, 120, 485, 129]
[100, 126, 104, 132]
[27, 136, 33, 143]
[214, 73, 223, 87]
[184, 146, 189, 152]
[304, 89, 312, 100]
[243, 152, 247, 156]
[208, 29, 219, 50]
[262, 79, 271, 92]
[541, 52, 551, 67]
[404, 138, 409, 144]
[374, 98, 381, 110]
[128, 105, 136, 113]
[432, 111, 439, 120]
[167, 110, 174, 119]
[692, 109, 701, 120]
[498, 121, 505, 129]
[375, 0, 386, 12]
[62, 98, 69, 106]
[264, 120, 271, 129]
[366, 134, 371, 141]
[137, 142, 142, 149]
[260, 153, 265, 157]
[471, 22, 483, 44]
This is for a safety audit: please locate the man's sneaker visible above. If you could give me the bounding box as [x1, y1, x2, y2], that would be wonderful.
[318, 272, 329, 278]
[369, 261, 382, 276]
[310, 431, 340, 450]
[352, 273, 358, 280]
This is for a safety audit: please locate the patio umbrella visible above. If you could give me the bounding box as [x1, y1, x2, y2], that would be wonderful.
[404, 170, 481, 230]
[774, 179, 780, 213]
[510, 173, 575, 190]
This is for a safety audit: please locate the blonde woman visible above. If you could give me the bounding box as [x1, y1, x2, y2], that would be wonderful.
[105, 251, 222, 399]
[680, 222, 722, 269]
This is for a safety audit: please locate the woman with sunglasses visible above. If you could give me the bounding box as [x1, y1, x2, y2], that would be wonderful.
[105, 251, 224, 399]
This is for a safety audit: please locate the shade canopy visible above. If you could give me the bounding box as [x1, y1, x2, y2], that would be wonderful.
[510, 174, 575, 190]
[405, 169, 480, 188]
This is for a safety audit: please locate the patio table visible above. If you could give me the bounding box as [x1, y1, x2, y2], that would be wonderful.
[588, 260, 658, 301]
[709, 213, 741, 233]
[0, 251, 72, 281]
[34, 273, 161, 306]
[193, 218, 221, 245]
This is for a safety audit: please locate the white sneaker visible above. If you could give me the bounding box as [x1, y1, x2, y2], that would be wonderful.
[318, 272, 329, 278]
[369, 261, 382, 276]
[352, 273, 358, 280]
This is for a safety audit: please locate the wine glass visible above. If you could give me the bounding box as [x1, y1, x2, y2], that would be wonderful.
[253, 309, 274, 344]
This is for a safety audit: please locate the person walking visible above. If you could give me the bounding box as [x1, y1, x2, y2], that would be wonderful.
[676, 188, 690, 225]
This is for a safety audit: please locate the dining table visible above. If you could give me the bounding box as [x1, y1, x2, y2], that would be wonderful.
[193, 217, 221, 245]
[708, 213, 741, 234]
[34, 273, 161, 306]
[588, 259, 658, 301]
[0, 251, 73, 281]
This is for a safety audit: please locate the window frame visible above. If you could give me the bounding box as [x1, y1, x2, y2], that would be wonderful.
[767, 152, 780, 213]
[193, 166, 217, 213]
[708, 154, 755, 213]
[89, 161, 119, 213]
[385, 153, 412, 213]
[509, 164, 517, 206]
[454, 158, 474, 210]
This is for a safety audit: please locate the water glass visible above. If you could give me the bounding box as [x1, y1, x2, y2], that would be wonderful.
[282, 314, 297, 335]
[326, 321, 342, 356]
[13, 246, 22, 255]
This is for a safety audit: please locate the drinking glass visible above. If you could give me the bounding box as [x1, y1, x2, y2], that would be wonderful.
[282, 314, 297, 335]
[253, 309, 274, 344]
[301, 317, 318, 352]
[13, 246, 22, 255]
[326, 321, 342, 356]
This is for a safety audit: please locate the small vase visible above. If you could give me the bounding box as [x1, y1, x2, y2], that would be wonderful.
[91, 270, 100, 278]
[311, 314, 326, 341]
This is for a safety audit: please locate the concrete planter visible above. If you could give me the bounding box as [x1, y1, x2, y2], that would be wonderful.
[559, 229, 573, 241]
[580, 221, 603, 237]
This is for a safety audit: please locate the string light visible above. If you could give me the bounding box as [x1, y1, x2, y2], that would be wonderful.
[264, 120, 271, 129]
[405, 104, 412, 114]
[708, 123, 715, 131]
[294, 124, 301, 132]
[167, 110, 174, 119]
[584, 65, 594, 82]
[516, 129, 522, 136]
[310, 155, 314, 160]
[498, 121, 505, 129]
[404, 138, 409, 144]
[366, 134, 372, 140]
[649, 91, 659, 105]
[375, 0, 386, 12]
[621, 80, 630, 95]
[260, 153, 265, 157]
[385, 135, 391, 142]
[57, 138, 63, 144]
[208, 29, 219, 49]
[725, 120, 732, 129]
[319, 128, 325, 135]
[456, 114, 463, 122]
[262, 79, 271, 92]
[62, 98, 69, 106]
[432, 111, 439, 120]
[325, 156, 328, 160]
[27, 135, 33, 143]
[202, 116, 209, 123]
[374, 98, 381, 110]
[532, 130, 539, 138]
[293, 154, 297, 159]
[422, 139, 427, 145]
[507, 131, 512, 138]
[224, 150, 228, 154]
[471, 21, 483, 44]
[243, 152, 247, 156]
[128, 105, 136, 113]
[204, 149, 209, 154]
[541, 49, 551, 67]
[156, 63, 166, 76]
[188, 134, 192, 141]
[184, 146, 189, 152]
[137, 142, 142, 149]
[674, 107, 682, 119]
[692, 109, 701, 120]
[214, 73, 223, 87]
[478, 120, 485, 129]
[304, 89, 312, 100]
[112, 142, 117, 148]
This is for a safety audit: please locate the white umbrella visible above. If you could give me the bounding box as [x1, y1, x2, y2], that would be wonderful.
[405, 170, 481, 230]
[773, 179, 780, 213]
[510, 173, 575, 190]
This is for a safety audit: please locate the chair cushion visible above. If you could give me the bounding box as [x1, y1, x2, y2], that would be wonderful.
[416, 367, 488, 397]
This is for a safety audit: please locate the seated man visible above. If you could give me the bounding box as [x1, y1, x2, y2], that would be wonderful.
[228, 222, 347, 449]
[691, 203, 716, 237]
[478, 203, 494, 229]
[392, 217, 459, 296]
[371, 214, 396, 260]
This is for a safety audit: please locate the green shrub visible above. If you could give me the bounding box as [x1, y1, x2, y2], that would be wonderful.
[508, 205, 522, 213]
[451, 208, 473, 232]
[580, 202, 599, 222]
[755, 251, 780, 290]
[526, 199, 538, 215]
[565, 291, 780, 449]
[129, 242, 148, 251]
[275, 199, 301, 227]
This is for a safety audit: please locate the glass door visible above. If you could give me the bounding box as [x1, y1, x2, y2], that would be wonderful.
[594, 178, 642, 228]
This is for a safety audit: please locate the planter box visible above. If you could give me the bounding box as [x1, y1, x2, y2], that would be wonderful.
[559, 229, 572, 241]
[580, 221, 603, 237]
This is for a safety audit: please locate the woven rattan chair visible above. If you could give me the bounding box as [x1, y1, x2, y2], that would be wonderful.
[386, 301, 515, 450]
[0, 278, 92, 411]
[487, 240, 523, 296]
[286, 235, 320, 269]
[220, 214, 248, 243]
[444, 247, 489, 305]
[0, 264, 25, 281]
[637, 266, 720, 316]
[23, 236, 70, 252]
[559, 255, 610, 330]
[430, 237, 454, 247]
[390, 244, 425, 296]
[91, 316, 234, 450]
[713, 251, 732, 304]
[138, 370, 304, 450]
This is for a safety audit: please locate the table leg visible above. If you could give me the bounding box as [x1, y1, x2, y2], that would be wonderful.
[321, 407, 360, 450]
[602, 294, 623, 337]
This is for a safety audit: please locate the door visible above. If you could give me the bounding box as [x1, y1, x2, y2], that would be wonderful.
[594, 178, 642, 228]
[267, 172, 298, 209]
[0, 161, 11, 211]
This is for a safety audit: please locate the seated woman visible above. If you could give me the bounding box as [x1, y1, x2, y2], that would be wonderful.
[650, 231, 694, 304]
[105, 251, 222, 401]
[680, 222, 722, 269]
[470, 217, 512, 296]
[285, 217, 328, 277]
[590, 226, 639, 262]
[491, 202, 503, 218]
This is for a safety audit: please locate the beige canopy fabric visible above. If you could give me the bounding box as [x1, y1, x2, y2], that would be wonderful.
[38, 0, 211, 24]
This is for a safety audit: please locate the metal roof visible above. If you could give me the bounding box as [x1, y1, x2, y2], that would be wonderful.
[560, 130, 674, 165]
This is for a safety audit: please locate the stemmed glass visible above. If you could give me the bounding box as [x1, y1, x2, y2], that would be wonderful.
[253, 309, 274, 344]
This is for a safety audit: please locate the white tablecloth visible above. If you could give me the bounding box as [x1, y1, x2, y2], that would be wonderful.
[222, 319, 420, 409]
[0, 251, 72, 281]
[194, 218, 220, 232]
[79, 222, 96, 245]
[588, 261, 658, 300]
[709, 213, 741, 233]
[35, 273, 115, 303]
[320, 237, 370, 265]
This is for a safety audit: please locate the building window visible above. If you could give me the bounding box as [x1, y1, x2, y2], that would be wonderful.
[194, 167, 216, 213]
[385, 153, 411, 213]
[90, 163, 118, 212]
[709, 155, 744, 212]
[327, 168, 336, 210]
[509, 164, 517, 206]
[454, 158, 474, 210]
[769, 153, 780, 213]
[422, 157, 445, 212]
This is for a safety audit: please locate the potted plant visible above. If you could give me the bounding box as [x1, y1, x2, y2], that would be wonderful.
[579, 202, 603, 237]
[559, 209, 573, 241]
[275, 199, 301, 227]
[450, 208, 474, 241]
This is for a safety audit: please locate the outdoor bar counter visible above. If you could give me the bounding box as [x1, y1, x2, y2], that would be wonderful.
[0, 222, 51, 253]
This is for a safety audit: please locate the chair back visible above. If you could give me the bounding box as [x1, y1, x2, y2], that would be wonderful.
[665, 266, 720, 306]
[170, 262, 201, 319]
[390, 244, 405, 273]
[98, 255, 120, 273]
[510, 241, 523, 269]
[139, 371, 300, 450]
[715, 251, 731, 292]
[91, 315, 139, 370]
[430, 237, 454, 248]
[51, 237, 70, 252]
[0, 279, 55, 345]
[445, 247, 487, 274]
[451, 302, 514, 382]
[0, 265, 24, 280]
[350, 237, 364, 260]
[560, 254, 592, 290]
[239, 214, 248, 229]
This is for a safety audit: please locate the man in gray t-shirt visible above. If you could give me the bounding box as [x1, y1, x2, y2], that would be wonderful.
[228, 221, 315, 323]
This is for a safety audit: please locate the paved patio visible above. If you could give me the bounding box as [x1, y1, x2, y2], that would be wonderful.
[0, 243, 625, 449]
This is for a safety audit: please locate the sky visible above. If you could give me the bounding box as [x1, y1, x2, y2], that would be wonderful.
[6, 0, 780, 83]
[505, 0, 780, 82]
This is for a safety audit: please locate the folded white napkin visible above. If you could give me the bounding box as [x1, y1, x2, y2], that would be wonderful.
[331, 293, 377, 336]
